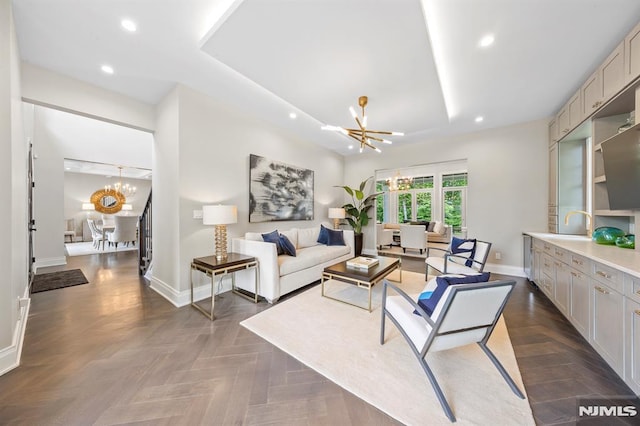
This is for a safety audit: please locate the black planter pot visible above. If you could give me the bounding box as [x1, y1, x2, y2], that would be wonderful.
[354, 233, 364, 256]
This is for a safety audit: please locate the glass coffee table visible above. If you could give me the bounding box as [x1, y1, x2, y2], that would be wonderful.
[321, 256, 401, 312]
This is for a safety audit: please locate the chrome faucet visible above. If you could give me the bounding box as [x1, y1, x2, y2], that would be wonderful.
[564, 210, 593, 238]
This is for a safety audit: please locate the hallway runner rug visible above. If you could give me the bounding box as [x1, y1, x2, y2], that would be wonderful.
[241, 271, 535, 425]
[31, 269, 89, 293]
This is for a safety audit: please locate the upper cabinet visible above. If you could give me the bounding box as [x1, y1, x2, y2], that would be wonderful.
[568, 91, 582, 129]
[548, 118, 558, 146]
[625, 21, 640, 84]
[581, 69, 602, 118]
[601, 42, 626, 101]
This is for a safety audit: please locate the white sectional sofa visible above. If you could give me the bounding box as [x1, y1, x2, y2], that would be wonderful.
[232, 224, 354, 303]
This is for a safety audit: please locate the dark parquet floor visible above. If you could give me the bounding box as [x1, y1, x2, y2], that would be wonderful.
[0, 252, 635, 425]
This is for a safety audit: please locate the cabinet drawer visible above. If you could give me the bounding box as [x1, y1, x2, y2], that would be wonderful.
[569, 253, 590, 274]
[592, 261, 623, 293]
[553, 246, 567, 263]
[542, 253, 554, 276]
[625, 274, 640, 305]
[548, 215, 558, 226]
[533, 238, 544, 251]
[542, 242, 554, 256]
[548, 205, 558, 215]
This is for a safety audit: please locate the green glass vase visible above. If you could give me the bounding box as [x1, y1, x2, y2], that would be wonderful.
[592, 227, 625, 245]
[615, 234, 635, 249]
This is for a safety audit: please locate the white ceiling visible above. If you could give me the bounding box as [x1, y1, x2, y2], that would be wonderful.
[12, 0, 640, 156]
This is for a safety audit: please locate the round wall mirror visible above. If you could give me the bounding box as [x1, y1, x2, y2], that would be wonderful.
[90, 189, 126, 214]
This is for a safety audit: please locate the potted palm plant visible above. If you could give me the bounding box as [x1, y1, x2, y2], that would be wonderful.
[335, 177, 381, 256]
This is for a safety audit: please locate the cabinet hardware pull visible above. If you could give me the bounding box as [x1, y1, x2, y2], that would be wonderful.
[595, 286, 609, 295]
[595, 271, 611, 279]
[635, 310, 640, 316]
[571, 272, 578, 277]
[572, 259, 582, 265]
[636, 290, 640, 295]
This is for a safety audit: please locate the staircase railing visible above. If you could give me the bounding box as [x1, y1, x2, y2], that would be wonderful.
[139, 190, 152, 275]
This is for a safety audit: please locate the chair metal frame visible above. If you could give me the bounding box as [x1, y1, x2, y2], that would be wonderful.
[380, 279, 525, 422]
[425, 239, 492, 276]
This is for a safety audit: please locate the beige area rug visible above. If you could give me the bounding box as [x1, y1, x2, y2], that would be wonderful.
[241, 271, 534, 425]
[65, 241, 137, 256]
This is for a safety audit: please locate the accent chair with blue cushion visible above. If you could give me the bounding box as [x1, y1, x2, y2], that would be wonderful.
[381, 274, 525, 422]
[425, 238, 492, 276]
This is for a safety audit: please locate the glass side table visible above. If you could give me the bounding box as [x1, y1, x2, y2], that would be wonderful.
[190, 253, 259, 320]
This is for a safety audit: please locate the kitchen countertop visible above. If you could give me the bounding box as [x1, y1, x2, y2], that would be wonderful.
[525, 232, 640, 279]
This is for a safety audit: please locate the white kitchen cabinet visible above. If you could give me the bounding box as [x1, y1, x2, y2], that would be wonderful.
[568, 91, 582, 129]
[591, 279, 625, 376]
[569, 268, 590, 339]
[557, 106, 570, 139]
[581, 69, 602, 118]
[625, 20, 640, 84]
[548, 119, 558, 146]
[554, 260, 570, 315]
[601, 41, 626, 101]
[625, 297, 640, 394]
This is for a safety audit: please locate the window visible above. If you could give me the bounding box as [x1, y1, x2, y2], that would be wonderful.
[442, 172, 468, 233]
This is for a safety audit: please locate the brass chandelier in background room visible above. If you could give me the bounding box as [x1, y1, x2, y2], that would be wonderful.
[386, 171, 413, 191]
[105, 166, 137, 198]
[321, 95, 404, 153]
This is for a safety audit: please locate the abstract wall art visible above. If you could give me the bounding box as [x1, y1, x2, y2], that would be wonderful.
[249, 154, 314, 222]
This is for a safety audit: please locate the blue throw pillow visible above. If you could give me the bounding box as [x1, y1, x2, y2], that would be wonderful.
[262, 230, 284, 255]
[326, 228, 345, 246]
[317, 224, 329, 244]
[415, 272, 490, 317]
[279, 233, 296, 257]
[451, 237, 477, 267]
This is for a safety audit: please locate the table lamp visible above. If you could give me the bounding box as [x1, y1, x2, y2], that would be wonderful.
[328, 207, 346, 229]
[203, 205, 238, 260]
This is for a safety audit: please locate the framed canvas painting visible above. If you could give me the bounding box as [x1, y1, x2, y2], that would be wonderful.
[249, 154, 314, 222]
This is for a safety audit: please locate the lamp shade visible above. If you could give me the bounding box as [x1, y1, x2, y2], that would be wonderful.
[202, 205, 237, 225]
[328, 208, 346, 219]
[82, 203, 95, 211]
[121, 204, 133, 211]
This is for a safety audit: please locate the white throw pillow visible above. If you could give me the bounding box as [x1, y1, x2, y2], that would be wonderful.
[245, 232, 264, 241]
[280, 229, 298, 248]
[433, 221, 444, 234]
[297, 226, 320, 248]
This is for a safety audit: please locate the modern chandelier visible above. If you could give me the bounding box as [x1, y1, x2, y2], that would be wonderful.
[105, 166, 136, 198]
[386, 171, 413, 191]
[321, 96, 404, 153]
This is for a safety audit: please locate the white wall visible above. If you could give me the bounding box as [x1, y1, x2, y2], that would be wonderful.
[150, 84, 345, 305]
[0, 0, 29, 376]
[344, 119, 549, 276]
[21, 62, 155, 132]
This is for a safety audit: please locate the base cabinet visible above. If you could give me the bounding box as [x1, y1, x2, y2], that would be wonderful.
[625, 298, 640, 394]
[591, 280, 624, 376]
[527, 235, 638, 395]
[555, 261, 570, 315]
[569, 269, 590, 339]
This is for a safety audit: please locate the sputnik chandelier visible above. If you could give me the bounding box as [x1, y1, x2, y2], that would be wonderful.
[321, 95, 403, 153]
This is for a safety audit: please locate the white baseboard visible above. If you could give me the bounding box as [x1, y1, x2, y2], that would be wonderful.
[148, 274, 232, 308]
[485, 263, 526, 278]
[0, 286, 31, 377]
[33, 256, 66, 272]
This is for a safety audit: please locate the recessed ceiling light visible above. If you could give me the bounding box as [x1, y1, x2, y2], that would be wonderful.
[101, 65, 114, 74]
[475, 116, 484, 123]
[479, 34, 495, 48]
[289, 112, 297, 119]
[348, 145, 354, 150]
[65, 167, 71, 170]
[121, 19, 137, 32]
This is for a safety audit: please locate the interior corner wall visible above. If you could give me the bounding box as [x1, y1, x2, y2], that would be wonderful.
[150, 84, 345, 303]
[344, 119, 549, 273]
[0, 0, 29, 375]
[21, 62, 155, 133]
